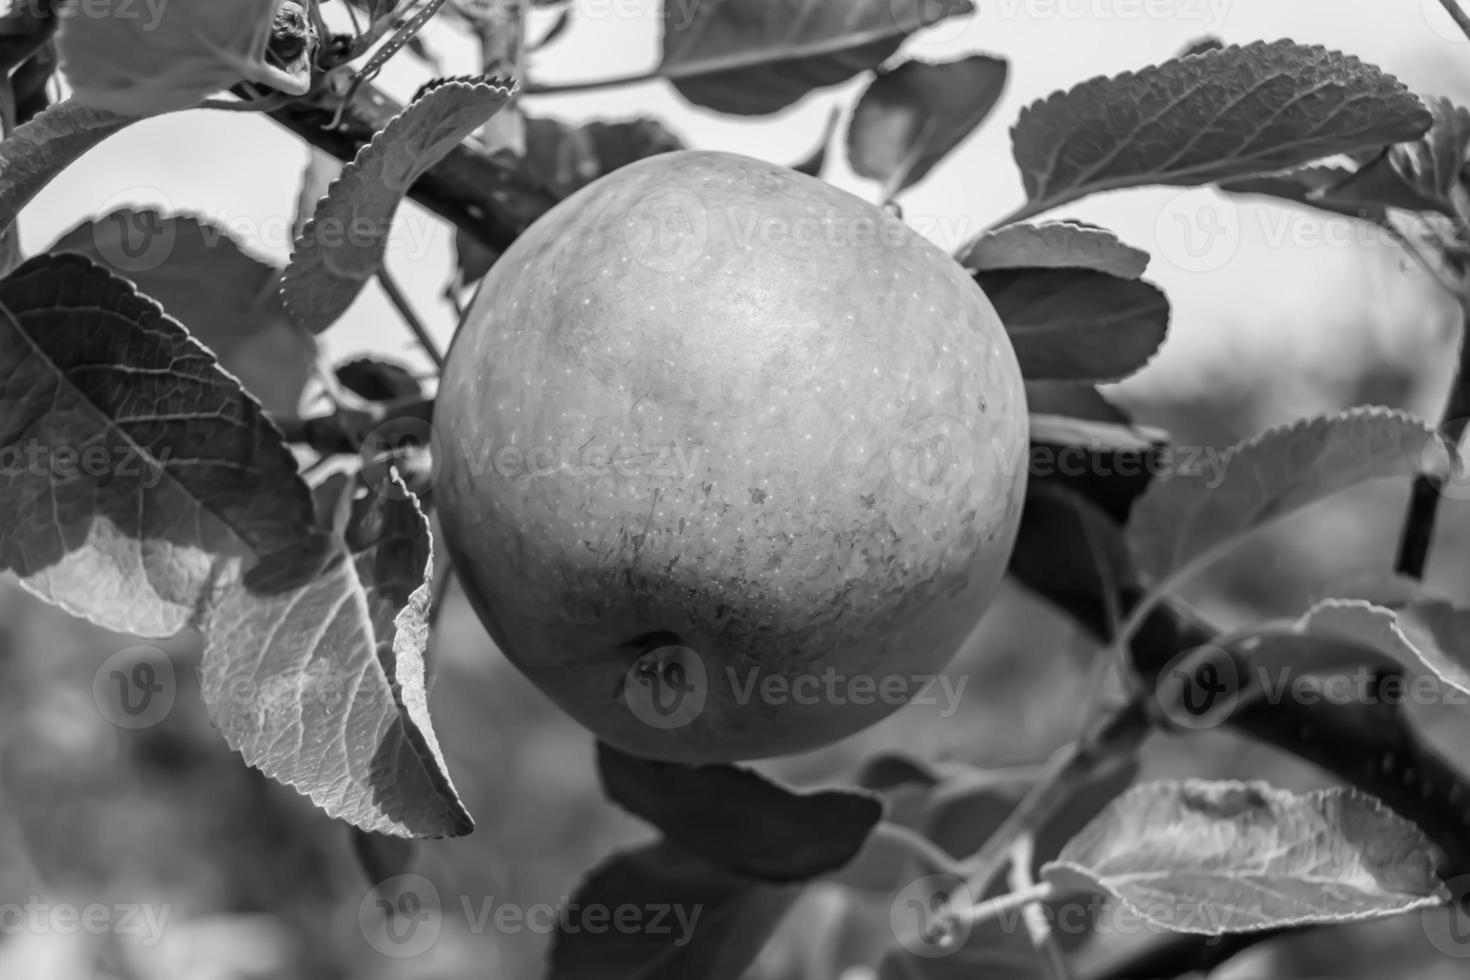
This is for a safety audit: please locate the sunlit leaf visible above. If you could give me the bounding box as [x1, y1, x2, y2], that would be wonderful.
[1044, 780, 1448, 933]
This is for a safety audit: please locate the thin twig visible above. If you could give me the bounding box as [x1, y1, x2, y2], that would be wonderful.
[1437, 0, 1470, 41]
[377, 266, 445, 369]
[958, 698, 1150, 897]
[952, 880, 1055, 927]
[1008, 836, 1073, 980]
[868, 822, 966, 878]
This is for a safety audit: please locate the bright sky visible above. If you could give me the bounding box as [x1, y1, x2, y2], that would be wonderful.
[19, 0, 1470, 415]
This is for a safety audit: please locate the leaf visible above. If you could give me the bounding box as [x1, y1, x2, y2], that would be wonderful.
[521, 114, 684, 199]
[1180, 36, 1224, 57]
[791, 106, 841, 177]
[1298, 598, 1470, 697]
[1220, 163, 1391, 224]
[977, 268, 1169, 382]
[0, 253, 319, 638]
[48, 210, 316, 414]
[847, 54, 1007, 193]
[596, 742, 882, 882]
[657, 0, 975, 115]
[1008, 40, 1432, 223]
[0, 100, 133, 236]
[1128, 408, 1449, 586]
[199, 472, 472, 837]
[1025, 382, 1135, 426]
[294, 148, 344, 242]
[1324, 96, 1470, 218]
[57, 0, 308, 116]
[1043, 780, 1448, 933]
[959, 221, 1149, 278]
[1009, 483, 1139, 635]
[336, 356, 424, 403]
[282, 76, 514, 333]
[1030, 413, 1164, 453]
[549, 840, 801, 980]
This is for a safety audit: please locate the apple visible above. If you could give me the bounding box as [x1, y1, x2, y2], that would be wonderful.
[435, 150, 1027, 762]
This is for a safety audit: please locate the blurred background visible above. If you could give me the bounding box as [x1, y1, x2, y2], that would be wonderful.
[7, 1, 1470, 977]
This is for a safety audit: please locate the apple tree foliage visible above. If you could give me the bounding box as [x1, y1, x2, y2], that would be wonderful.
[1, 0, 1470, 976]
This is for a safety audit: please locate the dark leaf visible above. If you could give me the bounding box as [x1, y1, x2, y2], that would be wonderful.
[549, 840, 801, 980]
[960, 220, 1149, 278]
[658, 0, 975, 115]
[978, 268, 1169, 382]
[336, 356, 424, 402]
[48, 209, 315, 414]
[847, 54, 1007, 192]
[597, 741, 882, 882]
[791, 106, 841, 177]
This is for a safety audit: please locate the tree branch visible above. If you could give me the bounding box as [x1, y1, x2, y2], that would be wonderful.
[1396, 300, 1470, 577]
[262, 83, 558, 254]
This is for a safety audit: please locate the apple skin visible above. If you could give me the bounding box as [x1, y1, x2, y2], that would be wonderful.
[436, 149, 1027, 762]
